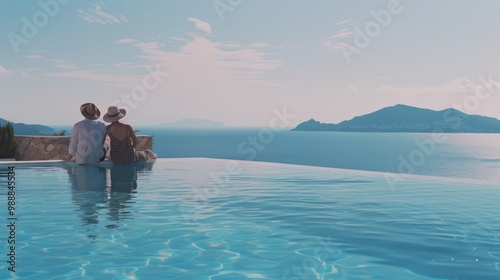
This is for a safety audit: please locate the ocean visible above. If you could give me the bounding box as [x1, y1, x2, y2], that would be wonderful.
[130, 127, 500, 183]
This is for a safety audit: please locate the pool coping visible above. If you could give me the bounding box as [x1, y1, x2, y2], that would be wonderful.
[0, 157, 499, 187]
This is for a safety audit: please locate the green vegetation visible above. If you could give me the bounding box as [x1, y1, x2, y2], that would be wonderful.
[52, 130, 66, 136]
[0, 123, 16, 158]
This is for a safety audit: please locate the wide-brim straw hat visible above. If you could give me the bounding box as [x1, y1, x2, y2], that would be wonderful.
[80, 103, 101, 120]
[103, 106, 127, 122]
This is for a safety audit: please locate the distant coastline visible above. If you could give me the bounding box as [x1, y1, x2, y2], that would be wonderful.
[292, 104, 500, 133]
[0, 117, 56, 135]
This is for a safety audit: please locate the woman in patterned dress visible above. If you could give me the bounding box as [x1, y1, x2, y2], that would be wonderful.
[103, 106, 157, 164]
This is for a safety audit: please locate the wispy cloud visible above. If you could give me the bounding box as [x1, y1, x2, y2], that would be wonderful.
[168, 36, 190, 42]
[46, 58, 139, 86]
[45, 19, 281, 91]
[327, 29, 354, 39]
[320, 27, 358, 57]
[376, 76, 390, 80]
[114, 31, 282, 94]
[335, 19, 352, 26]
[21, 68, 38, 78]
[250, 42, 268, 48]
[25, 55, 43, 59]
[53, 64, 78, 69]
[139, 36, 279, 74]
[0, 65, 11, 76]
[50, 59, 78, 70]
[45, 70, 141, 87]
[187, 18, 213, 35]
[115, 38, 138, 44]
[377, 78, 500, 95]
[113, 62, 136, 67]
[320, 41, 354, 56]
[77, 4, 128, 25]
[345, 84, 359, 93]
[321, 18, 367, 59]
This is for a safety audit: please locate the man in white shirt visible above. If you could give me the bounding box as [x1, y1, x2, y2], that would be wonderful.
[65, 103, 107, 164]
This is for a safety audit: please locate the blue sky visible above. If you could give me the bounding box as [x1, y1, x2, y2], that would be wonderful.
[1, 0, 500, 127]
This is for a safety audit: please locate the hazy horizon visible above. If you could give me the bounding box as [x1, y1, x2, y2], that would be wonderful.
[2, 0, 500, 127]
[4, 103, 500, 129]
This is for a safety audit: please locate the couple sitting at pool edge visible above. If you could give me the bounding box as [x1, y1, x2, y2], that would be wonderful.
[65, 103, 157, 165]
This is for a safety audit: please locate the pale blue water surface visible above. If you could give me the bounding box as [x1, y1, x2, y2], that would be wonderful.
[140, 128, 500, 182]
[0, 158, 499, 279]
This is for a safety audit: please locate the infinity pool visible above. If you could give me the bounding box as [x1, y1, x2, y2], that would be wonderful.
[0, 158, 499, 279]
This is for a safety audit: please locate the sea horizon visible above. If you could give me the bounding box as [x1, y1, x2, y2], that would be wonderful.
[75, 127, 500, 183]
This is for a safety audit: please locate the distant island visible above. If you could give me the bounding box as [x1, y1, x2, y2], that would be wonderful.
[160, 118, 225, 128]
[0, 117, 56, 135]
[292, 104, 500, 133]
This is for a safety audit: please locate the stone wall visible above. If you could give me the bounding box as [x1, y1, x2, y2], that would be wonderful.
[14, 135, 153, 161]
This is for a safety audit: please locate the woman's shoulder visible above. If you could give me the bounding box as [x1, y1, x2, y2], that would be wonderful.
[106, 122, 132, 131]
[106, 123, 121, 132]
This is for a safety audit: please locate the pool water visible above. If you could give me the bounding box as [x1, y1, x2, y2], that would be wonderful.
[0, 158, 499, 279]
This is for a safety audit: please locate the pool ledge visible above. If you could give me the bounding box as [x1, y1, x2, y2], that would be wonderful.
[1, 157, 499, 187]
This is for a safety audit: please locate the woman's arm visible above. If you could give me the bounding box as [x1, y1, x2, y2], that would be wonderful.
[129, 125, 138, 148]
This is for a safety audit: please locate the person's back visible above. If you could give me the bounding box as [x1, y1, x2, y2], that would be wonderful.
[107, 122, 131, 143]
[106, 122, 136, 164]
[103, 106, 156, 164]
[67, 103, 107, 164]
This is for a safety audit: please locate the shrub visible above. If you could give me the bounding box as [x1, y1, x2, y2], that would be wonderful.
[0, 123, 16, 158]
[52, 130, 66, 136]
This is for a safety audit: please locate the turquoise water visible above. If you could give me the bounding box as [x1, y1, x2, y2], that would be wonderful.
[140, 128, 500, 182]
[1, 159, 499, 279]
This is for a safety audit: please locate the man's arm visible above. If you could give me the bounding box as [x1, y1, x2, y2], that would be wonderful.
[66, 124, 78, 160]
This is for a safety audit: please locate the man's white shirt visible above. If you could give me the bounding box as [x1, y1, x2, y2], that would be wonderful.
[68, 119, 106, 164]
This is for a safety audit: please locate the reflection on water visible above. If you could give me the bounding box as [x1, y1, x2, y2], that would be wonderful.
[68, 166, 106, 225]
[67, 162, 154, 233]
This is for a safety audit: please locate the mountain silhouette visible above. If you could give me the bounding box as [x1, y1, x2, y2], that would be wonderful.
[292, 104, 500, 133]
[0, 118, 56, 135]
